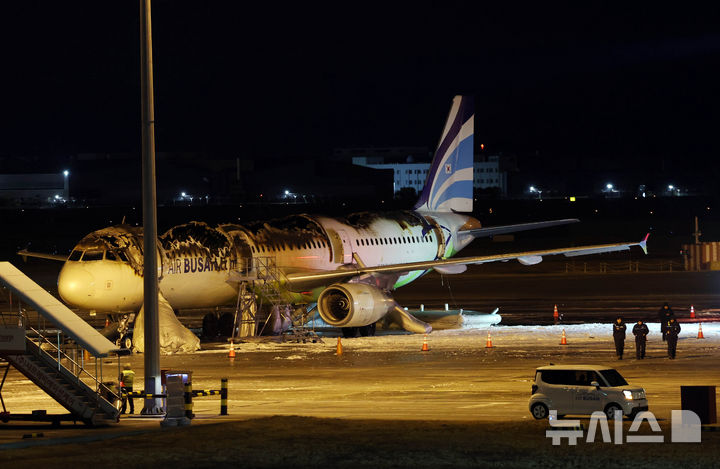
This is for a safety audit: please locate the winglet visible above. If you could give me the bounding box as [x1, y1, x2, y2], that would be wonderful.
[639, 233, 650, 255]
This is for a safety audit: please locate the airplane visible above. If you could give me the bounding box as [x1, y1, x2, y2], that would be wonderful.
[18, 96, 648, 353]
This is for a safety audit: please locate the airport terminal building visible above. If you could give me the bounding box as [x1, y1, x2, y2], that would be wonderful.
[349, 150, 508, 196]
[0, 172, 69, 207]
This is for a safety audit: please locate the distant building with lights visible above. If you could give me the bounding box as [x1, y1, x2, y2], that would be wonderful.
[348, 148, 508, 196]
[0, 172, 69, 206]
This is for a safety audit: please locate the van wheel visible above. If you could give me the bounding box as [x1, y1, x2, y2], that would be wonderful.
[531, 403, 549, 420]
[604, 403, 623, 420]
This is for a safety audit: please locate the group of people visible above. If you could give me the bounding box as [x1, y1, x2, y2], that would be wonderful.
[612, 303, 681, 360]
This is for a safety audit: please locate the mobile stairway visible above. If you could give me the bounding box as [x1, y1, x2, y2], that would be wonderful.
[0, 261, 122, 425]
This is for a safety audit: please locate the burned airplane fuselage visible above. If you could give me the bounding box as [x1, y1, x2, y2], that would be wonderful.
[56, 211, 477, 313]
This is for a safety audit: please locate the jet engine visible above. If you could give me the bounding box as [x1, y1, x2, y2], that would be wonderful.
[317, 283, 395, 327]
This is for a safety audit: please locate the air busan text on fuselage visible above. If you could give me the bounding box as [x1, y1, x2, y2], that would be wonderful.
[21, 96, 648, 343]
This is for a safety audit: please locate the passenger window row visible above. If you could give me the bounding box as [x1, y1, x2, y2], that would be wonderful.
[356, 234, 434, 247]
[251, 239, 327, 254]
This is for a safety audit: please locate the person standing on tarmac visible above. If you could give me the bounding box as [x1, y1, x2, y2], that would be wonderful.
[658, 303, 675, 341]
[119, 364, 136, 414]
[666, 317, 681, 359]
[612, 317, 627, 359]
[632, 320, 649, 359]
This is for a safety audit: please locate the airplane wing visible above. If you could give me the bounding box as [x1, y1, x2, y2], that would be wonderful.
[286, 234, 649, 291]
[17, 249, 68, 262]
[459, 218, 579, 238]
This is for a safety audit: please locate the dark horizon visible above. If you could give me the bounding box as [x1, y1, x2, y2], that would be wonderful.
[1, 3, 719, 169]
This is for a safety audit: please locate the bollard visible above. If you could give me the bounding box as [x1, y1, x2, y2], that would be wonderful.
[220, 378, 228, 415]
[184, 381, 193, 419]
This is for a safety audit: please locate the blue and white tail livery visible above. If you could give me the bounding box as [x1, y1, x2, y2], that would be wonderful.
[414, 95, 475, 213]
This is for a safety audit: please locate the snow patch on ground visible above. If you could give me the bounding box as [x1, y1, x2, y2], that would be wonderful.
[201, 321, 718, 355]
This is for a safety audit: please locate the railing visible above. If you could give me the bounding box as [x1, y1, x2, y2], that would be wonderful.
[25, 324, 119, 404]
[564, 260, 684, 274]
[254, 256, 291, 303]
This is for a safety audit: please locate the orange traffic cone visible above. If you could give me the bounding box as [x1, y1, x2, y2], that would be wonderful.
[336, 337, 343, 355]
[559, 329, 568, 345]
[698, 323, 705, 339]
[690, 305, 696, 319]
[553, 305, 559, 320]
[228, 340, 236, 358]
[421, 334, 430, 352]
[485, 331, 493, 348]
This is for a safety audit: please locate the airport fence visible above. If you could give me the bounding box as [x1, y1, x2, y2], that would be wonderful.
[564, 260, 684, 274]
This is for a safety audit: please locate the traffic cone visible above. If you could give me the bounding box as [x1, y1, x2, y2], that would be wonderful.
[485, 331, 493, 348]
[698, 323, 705, 339]
[559, 329, 568, 345]
[228, 340, 236, 358]
[690, 305, 696, 320]
[421, 334, 430, 352]
[336, 337, 343, 355]
[553, 305, 559, 321]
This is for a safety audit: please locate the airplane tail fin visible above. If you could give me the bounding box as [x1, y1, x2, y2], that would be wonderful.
[414, 95, 474, 213]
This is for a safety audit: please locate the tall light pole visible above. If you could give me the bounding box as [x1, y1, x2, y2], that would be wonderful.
[62, 170, 69, 200]
[140, 0, 161, 414]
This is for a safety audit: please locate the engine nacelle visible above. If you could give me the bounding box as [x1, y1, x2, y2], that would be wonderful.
[317, 283, 395, 327]
[518, 255, 543, 266]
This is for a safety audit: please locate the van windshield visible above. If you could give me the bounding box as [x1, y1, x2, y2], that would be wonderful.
[599, 369, 628, 387]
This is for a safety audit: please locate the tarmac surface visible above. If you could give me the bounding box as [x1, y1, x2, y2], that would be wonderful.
[1, 320, 719, 467]
[2, 264, 720, 467]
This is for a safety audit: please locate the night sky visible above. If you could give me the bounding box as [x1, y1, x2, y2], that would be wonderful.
[2, 2, 720, 168]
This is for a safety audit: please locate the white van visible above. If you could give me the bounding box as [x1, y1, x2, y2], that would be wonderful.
[529, 365, 648, 420]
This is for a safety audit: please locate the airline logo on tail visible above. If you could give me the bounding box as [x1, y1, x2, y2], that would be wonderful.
[415, 95, 475, 213]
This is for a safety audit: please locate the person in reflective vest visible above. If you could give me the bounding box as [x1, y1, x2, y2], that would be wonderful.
[119, 364, 136, 414]
[632, 320, 649, 359]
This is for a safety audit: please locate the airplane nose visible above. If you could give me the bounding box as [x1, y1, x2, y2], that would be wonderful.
[58, 264, 96, 307]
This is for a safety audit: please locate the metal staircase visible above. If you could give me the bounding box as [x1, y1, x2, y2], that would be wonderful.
[0, 322, 121, 425]
[0, 262, 122, 425]
[230, 257, 320, 342]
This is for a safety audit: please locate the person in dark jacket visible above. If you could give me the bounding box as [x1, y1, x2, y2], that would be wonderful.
[612, 317, 627, 359]
[658, 303, 675, 341]
[666, 317, 681, 359]
[632, 320, 649, 359]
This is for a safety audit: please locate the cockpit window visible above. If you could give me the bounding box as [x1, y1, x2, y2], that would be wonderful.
[116, 251, 129, 262]
[82, 251, 104, 261]
[68, 250, 83, 261]
[105, 251, 118, 261]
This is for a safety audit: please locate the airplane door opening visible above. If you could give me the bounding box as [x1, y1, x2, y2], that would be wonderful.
[336, 230, 353, 264]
